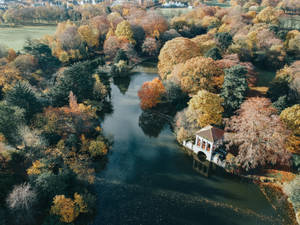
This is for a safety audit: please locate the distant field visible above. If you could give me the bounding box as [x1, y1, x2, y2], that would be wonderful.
[0, 26, 56, 50]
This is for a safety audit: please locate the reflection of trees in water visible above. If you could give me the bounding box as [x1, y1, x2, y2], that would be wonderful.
[97, 101, 114, 121]
[113, 76, 131, 95]
[138, 110, 168, 138]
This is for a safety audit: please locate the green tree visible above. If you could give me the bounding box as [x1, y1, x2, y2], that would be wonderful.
[23, 39, 60, 75]
[5, 82, 42, 121]
[220, 65, 248, 117]
[204, 47, 222, 60]
[215, 32, 233, 51]
[49, 59, 104, 106]
[0, 102, 24, 145]
[114, 49, 128, 64]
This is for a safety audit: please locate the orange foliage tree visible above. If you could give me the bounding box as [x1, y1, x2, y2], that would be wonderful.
[158, 37, 200, 80]
[169, 56, 224, 94]
[138, 78, 166, 110]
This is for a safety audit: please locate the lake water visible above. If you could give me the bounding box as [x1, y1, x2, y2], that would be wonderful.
[93, 71, 284, 225]
[0, 26, 56, 50]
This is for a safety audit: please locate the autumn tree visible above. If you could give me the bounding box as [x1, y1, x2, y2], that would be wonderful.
[50, 195, 79, 223]
[158, 37, 200, 79]
[280, 104, 300, 153]
[78, 25, 100, 48]
[142, 37, 161, 57]
[50, 193, 90, 223]
[103, 36, 121, 60]
[169, 56, 224, 95]
[220, 65, 248, 117]
[141, 11, 168, 38]
[225, 97, 292, 172]
[138, 78, 166, 110]
[115, 21, 135, 44]
[186, 90, 224, 128]
[0, 65, 23, 92]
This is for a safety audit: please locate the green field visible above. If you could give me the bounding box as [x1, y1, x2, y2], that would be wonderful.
[0, 26, 56, 50]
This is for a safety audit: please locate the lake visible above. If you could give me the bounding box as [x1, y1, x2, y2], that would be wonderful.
[92, 70, 284, 225]
[0, 26, 56, 51]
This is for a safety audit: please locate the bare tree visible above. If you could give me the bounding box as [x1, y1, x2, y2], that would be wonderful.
[6, 183, 37, 225]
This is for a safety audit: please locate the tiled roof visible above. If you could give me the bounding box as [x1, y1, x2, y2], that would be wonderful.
[196, 125, 224, 143]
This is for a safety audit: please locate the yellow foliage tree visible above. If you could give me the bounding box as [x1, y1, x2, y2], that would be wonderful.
[51, 195, 79, 223]
[0, 65, 23, 92]
[78, 25, 100, 48]
[27, 160, 45, 175]
[254, 7, 279, 24]
[51, 193, 88, 223]
[280, 104, 300, 135]
[115, 21, 135, 44]
[280, 104, 300, 153]
[169, 56, 224, 95]
[158, 37, 200, 80]
[186, 90, 224, 127]
[74, 193, 88, 213]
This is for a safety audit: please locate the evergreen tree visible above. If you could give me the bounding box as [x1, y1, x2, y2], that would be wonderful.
[220, 65, 248, 117]
[23, 39, 60, 75]
[5, 82, 42, 121]
[49, 59, 104, 106]
[215, 32, 233, 51]
[204, 47, 222, 60]
[0, 102, 24, 145]
[114, 49, 128, 64]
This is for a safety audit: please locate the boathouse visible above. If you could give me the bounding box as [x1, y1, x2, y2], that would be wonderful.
[183, 125, 226, 167]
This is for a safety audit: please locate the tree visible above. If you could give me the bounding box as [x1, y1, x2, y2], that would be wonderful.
[186, 90, 224, 128]
[225, 98, 291, 172]
[23, 39, 60, 74]
[13, 55, 37, 78]
[0, 65, 23, 92]
[50, 195, 79, 223]
[158, 37, 200, 79]
[215, 32, 232, 51]
[6, 183, 37, 225]
[114, 49, 128, 64]
[169, 56, 224, 95]
[138, 78, 166, 110]
[0, 102, 24, 145]
[88, 136, 108, 158]
[5, 82, 42, 121]
[220, 65, 248, 116]
[78, 25, 100, 48]
[115, 21, 135, 44]
[49, 59, 102, 106]
[50, 193, 89, 223]
[280, 104, 300, 135]
[103, 36, 121, 60]
[142, 37, 161, 57]
[204, 47, 222, 60]
[141, 11, 168, 38]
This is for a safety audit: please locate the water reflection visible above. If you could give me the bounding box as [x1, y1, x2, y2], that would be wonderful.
[138, 110, 168, 138]
[113, 76, 131, 95]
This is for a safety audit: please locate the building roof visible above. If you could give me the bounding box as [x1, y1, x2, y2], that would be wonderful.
[196, 125, 224, 143]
